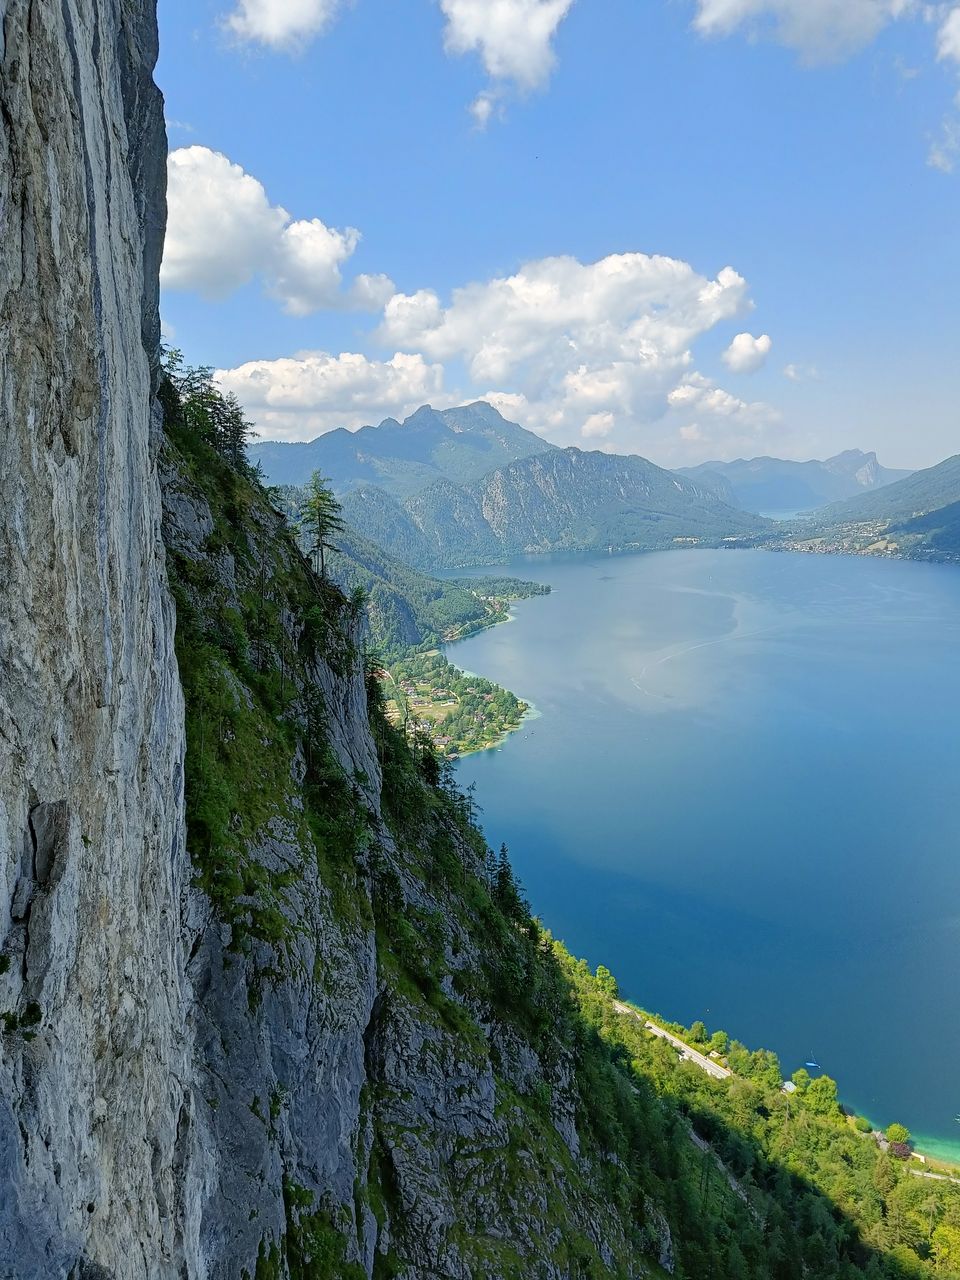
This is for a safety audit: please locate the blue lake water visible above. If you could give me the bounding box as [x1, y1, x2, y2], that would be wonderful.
[448, 549, 960, 1157]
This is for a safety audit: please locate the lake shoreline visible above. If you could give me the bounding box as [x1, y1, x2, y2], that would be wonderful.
[451, 547, 960, 1151]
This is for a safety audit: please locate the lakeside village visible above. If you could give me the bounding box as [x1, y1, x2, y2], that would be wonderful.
[379, 650, 528, 759]
[770, 520, 958, 564]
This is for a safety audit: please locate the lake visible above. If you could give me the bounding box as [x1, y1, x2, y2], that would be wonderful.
[448, 549, 960, 1157]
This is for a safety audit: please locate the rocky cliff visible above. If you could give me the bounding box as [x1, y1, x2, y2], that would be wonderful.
[4, 6, 955, 1280]
[0, 1, 192, 1274]
[0, 9, 662, 1270]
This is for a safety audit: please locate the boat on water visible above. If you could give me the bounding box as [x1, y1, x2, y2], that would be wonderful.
[805, 1053, 821, 1070]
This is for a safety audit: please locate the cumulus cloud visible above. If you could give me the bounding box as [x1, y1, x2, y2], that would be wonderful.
[679, 424, 706, 443]
[381, 252, 749, 383]
[215, 351, 445, 440]
[441, 0, 574, 87]
[938, 7, 960, 62]
[469, 91, 509, 128]
[441, 0, 574, 121]
[581, 412, 615, 439]
[692, 0, 912, 60]
[926, 10, 960, 172]
[928, 112, 960, 170]
[783, 362, 820, 381]
[224, 0, 340, 48]
[667, 372, 778, 425]
[161, 147, 392, 315]
[666, 373, 780, 460]
[722, 331, 772, 374]
[378, 250, 755, 448]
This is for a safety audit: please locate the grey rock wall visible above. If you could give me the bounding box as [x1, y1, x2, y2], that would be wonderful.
[0, 5, 657, 1277]
[0, 2, 191, 1275]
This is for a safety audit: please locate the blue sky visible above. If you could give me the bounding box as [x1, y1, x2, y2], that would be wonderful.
[157, 0, 960, 469]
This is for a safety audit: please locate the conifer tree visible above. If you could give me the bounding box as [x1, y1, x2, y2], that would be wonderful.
[300, 472, 345, 580]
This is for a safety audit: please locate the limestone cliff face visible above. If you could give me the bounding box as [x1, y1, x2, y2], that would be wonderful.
[0, 2, 191, 1274]
[0, 6, 661, 1277]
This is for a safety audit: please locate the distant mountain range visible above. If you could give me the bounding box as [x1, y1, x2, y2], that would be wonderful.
[250, 402, 556, 497]
[759, 454, 960, 563]
[254, 400, 944, 570]
[811, 453, 960, 525]
[678, 450, 911, 514]
[254, 400, 767, 568]
[338, 447, 767, 569]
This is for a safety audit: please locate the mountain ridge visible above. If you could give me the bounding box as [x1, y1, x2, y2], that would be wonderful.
[678, 449, 912, 513]
[812, 453, 960, 524]
[250, 401, 558, 497]
[340, 445, 769, 568]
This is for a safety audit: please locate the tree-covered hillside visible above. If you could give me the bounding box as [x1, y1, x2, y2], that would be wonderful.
[892, 500, 960, 558]
[159, 355, 960, 1280]
[271, 483, 548, 658]
[342, 448, 769, 569]
[756, 456, 960, 565]
[813, 455, 960, 525]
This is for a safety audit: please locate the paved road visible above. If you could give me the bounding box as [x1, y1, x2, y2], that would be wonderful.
[910, 1169, 960, 1186]
[613, 1001, 732, 1081]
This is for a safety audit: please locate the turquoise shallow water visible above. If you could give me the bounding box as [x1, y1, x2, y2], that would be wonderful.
[449, 549, 960, 1149]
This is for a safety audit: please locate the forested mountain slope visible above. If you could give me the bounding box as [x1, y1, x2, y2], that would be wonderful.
[328, 526, 549, 656]
[813, 454, 960, 525]
[761, 454, 960, 563]
[892, 500, 960, 558]
[160, 397, 960, 1280]
[269, 485, 548, 658]
[342, 448, 768, 569]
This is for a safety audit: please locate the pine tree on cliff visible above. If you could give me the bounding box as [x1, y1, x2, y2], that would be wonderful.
[300, 472, 345, 580]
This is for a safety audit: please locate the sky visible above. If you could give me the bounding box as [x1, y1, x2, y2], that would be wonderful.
[157, 0, 960, 469]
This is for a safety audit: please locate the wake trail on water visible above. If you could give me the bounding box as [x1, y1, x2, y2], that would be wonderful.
[629, 622, 788, 700]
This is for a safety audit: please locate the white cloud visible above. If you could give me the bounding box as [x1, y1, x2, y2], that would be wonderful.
[666, 374, 781, 462]
[928, 12, 960, 172]
[381, 252, 749, 383]
[215, 351, 444, 440]
[928, 112, 960, 170]
[378, 250, 756, 449]
[441, 0, 575, 89]
[470, 93, 496, 128]
[469, 91, 509, 128]
[679, 424, 706, 443]
[938, 7, 960, 61]
[783, 362, 820, 381]
[161, 147, 392, 315]
[581, 412, 615, 439]
[692, 0, 913, 60]
[667, 372, 778, 425]
[722, 331, 772, 374]
[224, 0, 340, 48]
